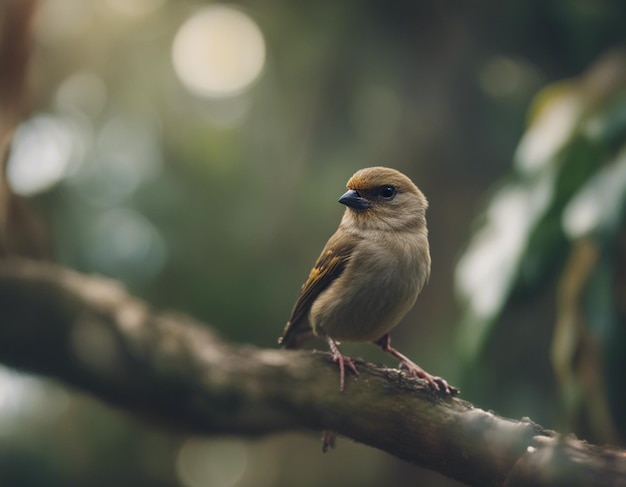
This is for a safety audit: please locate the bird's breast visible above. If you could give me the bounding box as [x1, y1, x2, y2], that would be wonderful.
[309, 235, 429, 343]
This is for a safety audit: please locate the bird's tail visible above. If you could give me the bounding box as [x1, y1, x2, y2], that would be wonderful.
[278, 320, 313, 349]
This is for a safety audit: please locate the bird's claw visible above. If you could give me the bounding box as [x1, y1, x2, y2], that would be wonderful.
[399, 360, 455, 395]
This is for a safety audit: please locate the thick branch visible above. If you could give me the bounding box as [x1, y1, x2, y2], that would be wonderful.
[0, 258, 624, 487]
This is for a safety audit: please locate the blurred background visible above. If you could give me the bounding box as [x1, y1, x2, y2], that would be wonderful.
[0, 0, 624, 486]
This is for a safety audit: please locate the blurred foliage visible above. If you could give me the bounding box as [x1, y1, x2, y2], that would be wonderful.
[456, 49, 626, 445]
[1, 0, 626, 486]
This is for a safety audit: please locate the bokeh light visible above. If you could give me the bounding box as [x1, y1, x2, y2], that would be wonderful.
[55, 71, 108, 119]
[7, 114, 79, 196]
[172, 5, 266, 98]
[68, 115, 163, 207]
[0, 367, 69, 434]
[81, 208, 167, 281]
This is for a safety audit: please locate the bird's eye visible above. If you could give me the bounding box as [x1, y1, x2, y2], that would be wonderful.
[379, 186, 396, 199]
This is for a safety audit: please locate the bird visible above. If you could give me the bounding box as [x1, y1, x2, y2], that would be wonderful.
[279, 166, 451, 394]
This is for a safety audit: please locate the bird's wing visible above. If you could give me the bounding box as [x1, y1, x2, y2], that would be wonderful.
[279, 231, 357, 349]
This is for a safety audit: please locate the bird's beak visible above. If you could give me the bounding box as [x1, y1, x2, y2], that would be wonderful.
[338, 189, 371, 210]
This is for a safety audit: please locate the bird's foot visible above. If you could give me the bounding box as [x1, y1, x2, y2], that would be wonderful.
[399, 360, 453, 394]
[374, 335, 456, 394]
[326, 337, 359, 391]
[332, 351, 359, 392]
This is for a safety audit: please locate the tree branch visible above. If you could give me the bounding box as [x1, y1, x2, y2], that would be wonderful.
[0, 258, 624, 487]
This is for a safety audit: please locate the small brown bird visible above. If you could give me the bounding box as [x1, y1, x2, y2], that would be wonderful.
[279, 166, 450, 394]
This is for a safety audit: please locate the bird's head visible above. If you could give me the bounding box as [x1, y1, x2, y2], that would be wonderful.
[338, 166, 428, 232]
